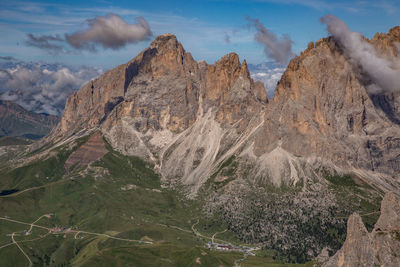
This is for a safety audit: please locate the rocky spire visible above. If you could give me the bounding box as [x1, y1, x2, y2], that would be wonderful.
[324, 192, 400, 266]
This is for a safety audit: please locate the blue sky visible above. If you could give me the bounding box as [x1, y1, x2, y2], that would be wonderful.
[0, 0, 399, 69]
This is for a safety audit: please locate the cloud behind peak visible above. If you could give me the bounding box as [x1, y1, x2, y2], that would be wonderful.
[320, 14, 400, 93]
[246, 16, 294, 65]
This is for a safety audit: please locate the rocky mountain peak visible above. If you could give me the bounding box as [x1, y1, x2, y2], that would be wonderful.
[324, 192, 400, 266]
[150, 33, 179, 48]
[52, 34, 266, 142]
[388, 26, 400, 38]
[256, 25, 400, 180]
[373, 26, 400, 41]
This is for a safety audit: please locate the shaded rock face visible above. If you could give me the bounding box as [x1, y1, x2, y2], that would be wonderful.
[324, 192, 400, 267]
[0, 100, 59, 139]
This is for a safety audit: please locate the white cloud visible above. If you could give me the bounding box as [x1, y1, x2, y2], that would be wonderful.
[65, 14, 152, 51]
[0, 61, 103, 115]
[249, 63, 285, 97]
[321, 14, 400, 93]
[246, 16, 294, 65]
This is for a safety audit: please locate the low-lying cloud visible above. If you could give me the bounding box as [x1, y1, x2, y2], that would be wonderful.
[320, 14, 400, 93]
[248, 63, 285, 98]
[246, 16, 294, 65]
[0, 61, 103, 116]
[65, 14, 152, 51]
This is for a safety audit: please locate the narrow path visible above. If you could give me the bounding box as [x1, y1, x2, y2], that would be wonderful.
[212, 229, 227, 243]
[0, 242, 13, 250]
[0, 180, 66, 198]
[234, 253, 248, 267]
[0, 217, 49, 231]
[190, 219, 234, 246]
[74, 231, 81, 239]
[0, 216, 152, 246]
[27, 214, 50, 234]
[12, 232, 32, 267]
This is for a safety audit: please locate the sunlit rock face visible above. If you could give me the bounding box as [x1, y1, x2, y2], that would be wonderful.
[52, 28, 400, 195]
[41, 28, 400, 261]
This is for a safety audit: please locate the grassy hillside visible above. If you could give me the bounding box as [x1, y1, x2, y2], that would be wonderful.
[0, 135, 311, 266]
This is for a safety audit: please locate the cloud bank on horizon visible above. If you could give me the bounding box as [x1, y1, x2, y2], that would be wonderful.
[26, 14, 152, 54]
[320, 14, 400, 93]
[0, 61, 102, 116]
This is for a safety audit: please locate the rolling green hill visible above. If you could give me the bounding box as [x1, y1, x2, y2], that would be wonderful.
[0, 133, 314, 266]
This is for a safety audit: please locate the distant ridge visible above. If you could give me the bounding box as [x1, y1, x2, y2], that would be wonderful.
[0, 100, 59, 140]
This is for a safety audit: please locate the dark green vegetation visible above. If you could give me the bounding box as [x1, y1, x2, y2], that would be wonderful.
[0, 135, 310, 266]
[324, 172, 382, 231]
[199, 158, 383, 264]
[0, 100, 59, 140]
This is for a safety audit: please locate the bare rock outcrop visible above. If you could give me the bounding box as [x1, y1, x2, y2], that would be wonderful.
[49, 33, 267, 194]
[251, 29, 400, 192]
[45, 28, 400, 195]
[28, 28, 400, 262]
[324, 192, 400, 267]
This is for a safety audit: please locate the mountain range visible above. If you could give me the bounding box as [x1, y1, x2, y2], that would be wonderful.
[0, 26, 399, 266]
[0, 99, 59, 140]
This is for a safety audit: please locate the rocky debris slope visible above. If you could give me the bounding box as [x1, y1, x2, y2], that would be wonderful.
[324, 192, 400, 267]
[48, 33, 268, 195]
[52, 29, 400, 195]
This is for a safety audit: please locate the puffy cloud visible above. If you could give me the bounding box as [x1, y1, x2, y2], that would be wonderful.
[0, 61, 103, 115]
[246, 16, 294, 65]
[65, 14, 152, 51]
[248, 62, 285, 97]
[320, 15, 400, 93]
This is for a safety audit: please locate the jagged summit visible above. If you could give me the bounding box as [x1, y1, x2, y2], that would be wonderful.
[150, 33, 179, 48]
[14, 26, 400, 264]
[49, 29, 400, 193]
[53, 34, 266, 141]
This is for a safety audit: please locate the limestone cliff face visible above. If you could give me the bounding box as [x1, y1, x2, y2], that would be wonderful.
[51, 28, 400, 195]
[53, 33, 266, 193]
[250, 29, 400, 190]
[56, 34, 265, 138]
[324, 192, 400, 267]
[38, 27, 400, 261]
[371, 26, 400, 58]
